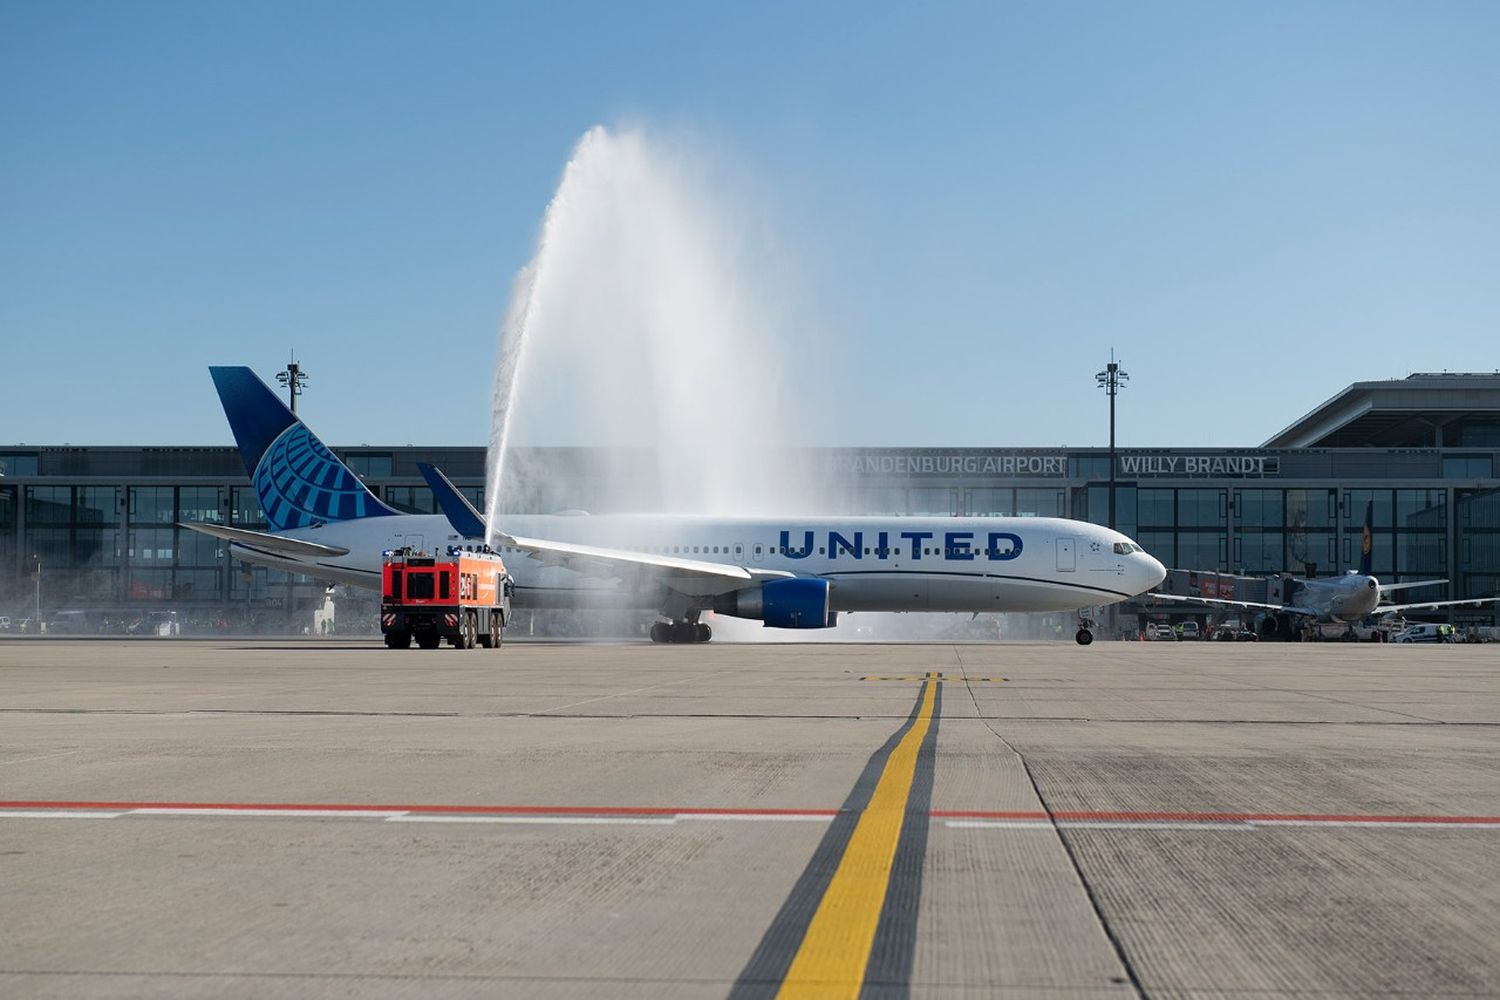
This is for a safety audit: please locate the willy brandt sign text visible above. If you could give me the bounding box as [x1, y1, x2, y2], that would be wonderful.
[1119, 455, 1279, 477]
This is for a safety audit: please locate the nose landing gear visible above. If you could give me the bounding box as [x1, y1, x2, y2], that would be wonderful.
[1075, 615, 1096, 645]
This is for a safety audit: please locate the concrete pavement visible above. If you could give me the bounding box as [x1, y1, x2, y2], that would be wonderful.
[0, 638, 1495, 998]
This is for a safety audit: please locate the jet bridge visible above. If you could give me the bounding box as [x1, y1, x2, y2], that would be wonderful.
[1123, 569, 1275, 637]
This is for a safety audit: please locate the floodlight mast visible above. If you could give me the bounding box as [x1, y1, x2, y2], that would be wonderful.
[1095, 352, 1129, 531]
[275, 355, 308, 415]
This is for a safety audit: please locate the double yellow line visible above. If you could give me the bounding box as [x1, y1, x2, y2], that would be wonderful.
[776, 677, 939, 999]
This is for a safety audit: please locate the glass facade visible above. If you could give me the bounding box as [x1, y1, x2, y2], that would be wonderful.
[909, 488, 959, 515]
[1457, 488, 1500, 605]
[346, 453, 393, 478]
[20, 486, 122, 605]
[1444, 455, 1495, 479]
[1014, 489, 1064, 518]
[385, 486, 436, 515]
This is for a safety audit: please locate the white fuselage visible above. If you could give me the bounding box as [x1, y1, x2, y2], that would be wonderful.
[1290, 574, 1383, 623]
[230, 513, 1166, 616]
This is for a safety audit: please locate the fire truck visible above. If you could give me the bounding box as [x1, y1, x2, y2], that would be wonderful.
[380, 547, 512, 649]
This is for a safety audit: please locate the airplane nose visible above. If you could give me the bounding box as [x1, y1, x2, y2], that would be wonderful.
[1143, 555, 1166, 591]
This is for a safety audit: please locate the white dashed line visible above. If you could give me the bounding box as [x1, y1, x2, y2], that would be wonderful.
[385, 814, 678, 826]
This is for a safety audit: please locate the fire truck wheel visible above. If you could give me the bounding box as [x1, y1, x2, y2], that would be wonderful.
[384, 631, 411, 649]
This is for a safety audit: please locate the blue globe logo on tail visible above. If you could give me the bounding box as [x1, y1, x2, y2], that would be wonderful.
[253, 424, 391, 530]
[210, 366, 397, 531]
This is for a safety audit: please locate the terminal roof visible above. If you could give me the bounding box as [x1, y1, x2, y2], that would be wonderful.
[1261, 373, 1500, 448]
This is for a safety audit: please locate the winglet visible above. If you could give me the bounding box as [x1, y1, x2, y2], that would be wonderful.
[1358, 499, 1374, 577]
[418, 463, 487, 539]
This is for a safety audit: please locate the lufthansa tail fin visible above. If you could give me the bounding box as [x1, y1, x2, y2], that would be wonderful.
[1358, 500, 1374, 577]
[418, 463, 488, 539]
[209, 366, 397, 531]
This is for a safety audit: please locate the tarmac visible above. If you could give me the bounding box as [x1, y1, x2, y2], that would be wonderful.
[0, 637, 1496, 999]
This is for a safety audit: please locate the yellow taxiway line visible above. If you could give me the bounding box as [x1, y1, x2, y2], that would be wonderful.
[775, 676, 939, 999]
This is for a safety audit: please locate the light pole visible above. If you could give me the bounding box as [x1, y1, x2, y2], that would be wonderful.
[29, 555, 40, 631]
[274, 356, 307, 630]
[275, 356, 308, 415]
[1095, 352, 1129, 530]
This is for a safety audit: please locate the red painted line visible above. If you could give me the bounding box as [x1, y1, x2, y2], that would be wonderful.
[1, 802, 1496, 825]
[0, 800, 839, 818]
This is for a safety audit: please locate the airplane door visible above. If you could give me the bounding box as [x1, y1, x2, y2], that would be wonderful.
[1056, 536, 1076, 572]
[751, 541, 763, 563]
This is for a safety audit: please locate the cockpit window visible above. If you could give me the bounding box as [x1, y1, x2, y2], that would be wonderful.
[1113, 542, 1137, 554]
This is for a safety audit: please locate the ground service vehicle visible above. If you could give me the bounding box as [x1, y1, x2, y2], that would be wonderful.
[1392, 623, 1456, 644]
[381, 547, 511, 649]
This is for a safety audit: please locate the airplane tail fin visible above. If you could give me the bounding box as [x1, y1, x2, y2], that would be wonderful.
[209, 366, 397, 531]
[1357, 500, 1374, 577]
[418, 463, 488, 539]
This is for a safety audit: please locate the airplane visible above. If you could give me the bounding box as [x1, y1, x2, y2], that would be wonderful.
[1148, 501, 1495, 635]
[183, 366, 1167, 644]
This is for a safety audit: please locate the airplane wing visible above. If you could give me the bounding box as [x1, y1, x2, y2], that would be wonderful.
[418, 461, 792, 597]
[1379, 578, 1449, 594]
[494, 531, 794, 596]
[179, 522, 351, 559]
[1146, 592, 1319, 616]
[1378, 595, 1498, 615]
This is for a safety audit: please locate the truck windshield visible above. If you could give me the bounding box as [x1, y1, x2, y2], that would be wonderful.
[406, 572, 435, 600]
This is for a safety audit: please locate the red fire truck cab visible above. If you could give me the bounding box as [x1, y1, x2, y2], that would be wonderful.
[380, 547, 512, 649]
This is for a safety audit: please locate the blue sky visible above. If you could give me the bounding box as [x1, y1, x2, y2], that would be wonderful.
[3, 1, 1497, 449]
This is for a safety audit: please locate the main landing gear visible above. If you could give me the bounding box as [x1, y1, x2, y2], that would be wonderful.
[1075, 615, 1096, 646]
[650, 621, 712, 643]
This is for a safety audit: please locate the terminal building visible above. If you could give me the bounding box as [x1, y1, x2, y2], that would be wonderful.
[1, 372, 1497, 630]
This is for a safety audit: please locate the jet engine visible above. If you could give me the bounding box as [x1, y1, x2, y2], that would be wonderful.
[1259, 613, 1295, 637]
[712, 578, 835, 628]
